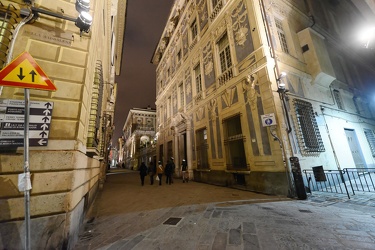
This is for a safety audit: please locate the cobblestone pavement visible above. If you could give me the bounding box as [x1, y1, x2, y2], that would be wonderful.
[73, 169, 375, 250]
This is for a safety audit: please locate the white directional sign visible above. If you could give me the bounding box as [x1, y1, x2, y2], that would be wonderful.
[261, 113, 277, 127]
[0, 99, 53, 147]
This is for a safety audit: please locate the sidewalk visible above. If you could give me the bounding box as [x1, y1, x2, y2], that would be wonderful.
[73, 169, 375, 250]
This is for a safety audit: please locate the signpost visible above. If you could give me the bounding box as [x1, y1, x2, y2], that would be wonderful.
[0, 51, 56, 250]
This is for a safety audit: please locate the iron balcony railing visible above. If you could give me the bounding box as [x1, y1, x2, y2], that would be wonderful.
[303, 168, 375, 199]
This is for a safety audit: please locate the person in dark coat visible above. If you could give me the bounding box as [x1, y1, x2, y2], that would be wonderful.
[139, 162, 148, 186]
[181, 159, 188, 183]
[170, 157, 176, 183]
[165, 160, 173, 185]
[148, 162, 155, 185]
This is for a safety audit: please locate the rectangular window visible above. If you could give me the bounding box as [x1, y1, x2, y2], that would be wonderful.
[275, 18, 289, 54]
[191, 19, 198, 41]
[333, 89, 344, 110]
[364, 129, 375, 157]
[212, 0, 220, 9]
[167, 96, 171, 118]
[223, 115, 247, 170]
[177, 50, 181, 62]
[196, 128, 209, 169]
[194, 64, 202, 94]
[218, 33, 232, 73]
[293, 99, 325, 153]
[179, 83, 184, 108]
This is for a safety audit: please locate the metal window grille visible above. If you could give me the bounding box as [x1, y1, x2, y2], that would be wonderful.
[275, 18, 289, 54]
[364, 129, 375, 157]
[293, 99, 325, 153]
[223, 115, 247, 170]
[87, 61, 104, 151]
[333, 89, 344, 110]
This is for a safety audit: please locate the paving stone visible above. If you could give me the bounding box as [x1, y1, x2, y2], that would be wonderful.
[243, 233, 260, 250]
[228, 227, 241, 245]
[211, 232, 227, 250]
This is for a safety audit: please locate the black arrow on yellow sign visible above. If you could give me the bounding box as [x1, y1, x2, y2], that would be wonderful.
[17, 67, 25, 80]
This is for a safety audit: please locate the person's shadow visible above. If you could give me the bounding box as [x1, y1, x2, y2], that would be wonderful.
[0, 175, 23, 249]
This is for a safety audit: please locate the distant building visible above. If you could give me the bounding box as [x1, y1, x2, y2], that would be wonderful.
[122, 107, 157, 170]
[151, 0, 375, 196]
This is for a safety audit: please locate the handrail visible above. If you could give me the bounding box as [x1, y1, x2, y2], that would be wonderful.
[303, 168, 375, 199]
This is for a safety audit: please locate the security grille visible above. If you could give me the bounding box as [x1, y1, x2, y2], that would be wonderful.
[293, 99, 325, 154]
[333, 89, 344, 110]
[364, 129, 375, 157]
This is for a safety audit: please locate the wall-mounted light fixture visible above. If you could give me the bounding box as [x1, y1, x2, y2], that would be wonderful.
[76, 0, 90, 13]
[21, 1, 92, 36]
[276, 72, 287, 93]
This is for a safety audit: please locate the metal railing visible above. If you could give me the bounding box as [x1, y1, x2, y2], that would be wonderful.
[303, 168, 375, 199]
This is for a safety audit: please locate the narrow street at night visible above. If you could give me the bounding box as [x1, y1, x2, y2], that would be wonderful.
[73, 170, 375, 250]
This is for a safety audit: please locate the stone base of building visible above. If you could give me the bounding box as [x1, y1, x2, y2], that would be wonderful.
[0, 181, 99, 250]
[193, 170, 289, 196]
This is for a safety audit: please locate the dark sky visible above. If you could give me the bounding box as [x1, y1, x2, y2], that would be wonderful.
[114, 1, 173, 144]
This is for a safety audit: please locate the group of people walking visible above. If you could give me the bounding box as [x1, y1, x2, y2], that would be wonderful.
[138, 157, 189, 186]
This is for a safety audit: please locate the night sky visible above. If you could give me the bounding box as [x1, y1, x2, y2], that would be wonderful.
[113, 1, 173, 144]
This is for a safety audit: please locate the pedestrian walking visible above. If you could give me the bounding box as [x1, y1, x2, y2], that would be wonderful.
[170, 157, 176, 183]
[148, 162, 155, 185]
[139, 162, 148, 186]
[156, 161, 164, 185]
[181, 159, 188, 183]
[165, 159, 173, 185]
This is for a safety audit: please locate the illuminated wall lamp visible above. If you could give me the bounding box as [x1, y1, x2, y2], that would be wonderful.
[76, 0, 91, 13]
[21, 5, 92, 36]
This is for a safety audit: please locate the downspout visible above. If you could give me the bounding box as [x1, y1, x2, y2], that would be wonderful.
[0, 5, 34, 95]
[259, 0, 295, 197]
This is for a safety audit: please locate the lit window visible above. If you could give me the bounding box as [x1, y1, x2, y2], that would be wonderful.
[196, 128, 209, 169]
[194, 64, 202, 94]
[275, 18, 289, 54]
[223, 115, 247, 170]
[293, 99, 325, 153]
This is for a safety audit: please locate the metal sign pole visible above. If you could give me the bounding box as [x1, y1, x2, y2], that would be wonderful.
[24, 88, 31, 250]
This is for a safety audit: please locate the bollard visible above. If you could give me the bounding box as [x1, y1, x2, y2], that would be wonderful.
[290, 157, 307, 200]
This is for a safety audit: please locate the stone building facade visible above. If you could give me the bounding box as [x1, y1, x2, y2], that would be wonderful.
[123, 107, 157, 170]
[0, 0, 126, 249]
[151, 0, 375, 196]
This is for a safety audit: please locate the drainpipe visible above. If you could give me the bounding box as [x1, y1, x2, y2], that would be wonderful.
[259, 0, 296, 198]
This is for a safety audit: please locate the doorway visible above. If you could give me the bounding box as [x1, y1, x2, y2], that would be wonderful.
[344, 129, 367, 170]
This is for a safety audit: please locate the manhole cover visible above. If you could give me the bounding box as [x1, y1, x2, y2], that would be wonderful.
[299, 209, 312, 213]
[163, 217, 182, 226]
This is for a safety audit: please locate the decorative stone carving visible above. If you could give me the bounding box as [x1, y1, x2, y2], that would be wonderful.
[242, 73, 260, 108]
[196, 106, 205, 121]
[232, 1, 249, 46]
[203, 42, 213, 76]
[208, 98, 217, 121]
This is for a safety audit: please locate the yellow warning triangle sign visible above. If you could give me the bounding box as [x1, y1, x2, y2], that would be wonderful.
[0, 51, 57, 91]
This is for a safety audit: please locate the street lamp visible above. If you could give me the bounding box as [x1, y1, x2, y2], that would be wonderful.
[21, 1, 93, 36]
[358, 26, 375, 49]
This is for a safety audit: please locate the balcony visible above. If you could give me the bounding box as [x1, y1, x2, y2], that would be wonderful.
[218, 67, 233, 86]
[210, 0, 224, 22]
